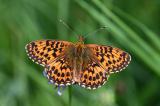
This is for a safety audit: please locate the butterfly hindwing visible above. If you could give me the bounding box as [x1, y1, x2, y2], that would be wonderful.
[86, 44, 131, 74]
[44, 57, 73, 86]
[79, 60, 109, 89]
[25, 40, 73, 66]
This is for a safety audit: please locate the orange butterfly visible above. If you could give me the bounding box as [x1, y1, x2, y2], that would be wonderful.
[25, 36, 131, 92]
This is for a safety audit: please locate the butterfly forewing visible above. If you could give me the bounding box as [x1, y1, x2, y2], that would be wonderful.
[25, 40, 73, 66]
[86, 44, 131, 73]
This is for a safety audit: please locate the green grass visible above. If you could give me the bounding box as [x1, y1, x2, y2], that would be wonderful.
[0, 0, 160, 106]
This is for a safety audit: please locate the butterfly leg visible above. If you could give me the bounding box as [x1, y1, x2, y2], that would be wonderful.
[57, 85, 66, 96]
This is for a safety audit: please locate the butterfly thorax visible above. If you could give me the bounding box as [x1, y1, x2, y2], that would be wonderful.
[73, 35, 86, 58]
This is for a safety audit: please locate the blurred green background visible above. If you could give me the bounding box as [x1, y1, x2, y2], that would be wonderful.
[0, 0, 160, 106]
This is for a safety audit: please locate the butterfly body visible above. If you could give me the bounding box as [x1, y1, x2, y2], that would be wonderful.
[60, 37, 93, 83]
[25, 36, 131, 90]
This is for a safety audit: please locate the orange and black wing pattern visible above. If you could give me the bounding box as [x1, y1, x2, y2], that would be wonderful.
[86, 44, 131, 74]
[25, 40, 73, 67]
[79, 60, 109, 89]
[43, 57, 73, 86]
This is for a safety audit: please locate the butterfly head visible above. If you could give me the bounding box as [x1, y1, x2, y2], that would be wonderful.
[78, 35, 84, 44]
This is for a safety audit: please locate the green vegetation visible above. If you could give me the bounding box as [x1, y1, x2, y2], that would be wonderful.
[0, 0, 160, 106]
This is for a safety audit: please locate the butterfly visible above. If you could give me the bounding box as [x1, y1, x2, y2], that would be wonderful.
[25, 36, 131, 91]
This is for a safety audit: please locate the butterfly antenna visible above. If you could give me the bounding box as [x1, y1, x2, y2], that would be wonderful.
[59, 19, 78, 37]
[84, 26, 109, 39]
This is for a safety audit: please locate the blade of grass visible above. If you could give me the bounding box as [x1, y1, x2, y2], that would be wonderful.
[113, 6, 160, 52]
[68, 86, 72, 106]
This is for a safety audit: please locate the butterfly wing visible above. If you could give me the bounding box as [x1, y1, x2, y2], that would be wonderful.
[86, 44, 131, 74]
[79, 60, 109, 89]
[25, 40, 73, 67]
[44, 57, 73, 86]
